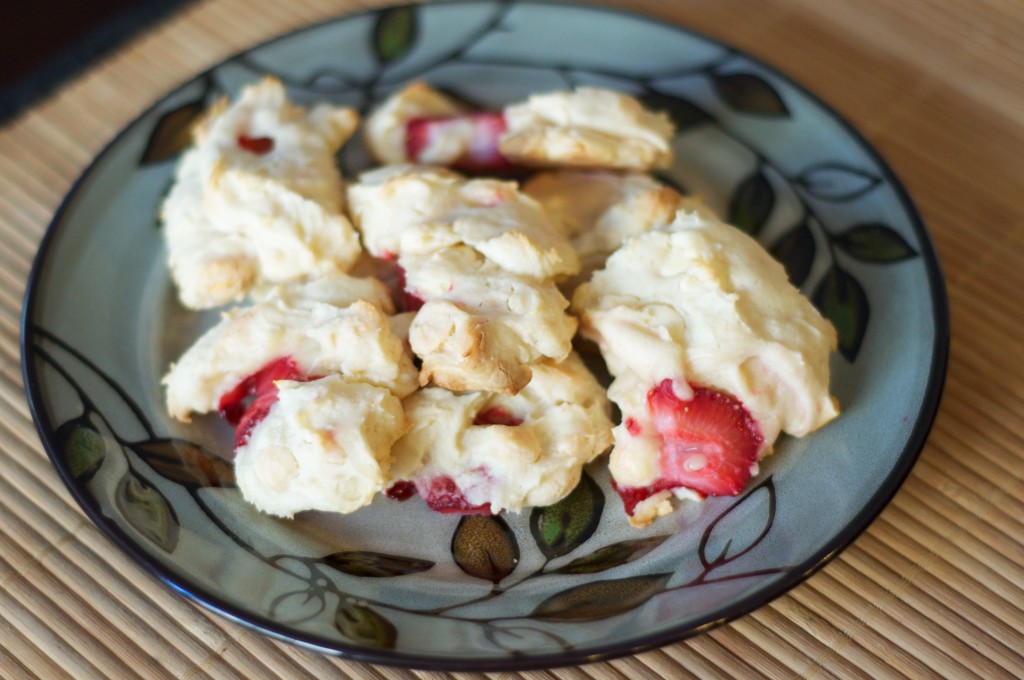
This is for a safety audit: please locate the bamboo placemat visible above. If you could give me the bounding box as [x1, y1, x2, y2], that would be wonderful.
[2, 0, 1022, 677]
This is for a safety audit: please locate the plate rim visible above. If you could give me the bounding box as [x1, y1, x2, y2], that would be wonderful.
[20, 0, 950, 670]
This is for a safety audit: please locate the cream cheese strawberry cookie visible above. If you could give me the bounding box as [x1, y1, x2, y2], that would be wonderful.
[347, 165, 579, 393]
[572, 203, 839, 527]
[363, 82, 674, 172]
[163, 274, 419, 516]
[161, 76, 363, 309]
[387, 352, 613, 514]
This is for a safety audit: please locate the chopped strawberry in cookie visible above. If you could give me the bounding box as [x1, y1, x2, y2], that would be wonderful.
[648, 380, 763, 497]
[612, 380, 764, 518]
[406, 112, 510, 172]
[418, 476, 493, 515]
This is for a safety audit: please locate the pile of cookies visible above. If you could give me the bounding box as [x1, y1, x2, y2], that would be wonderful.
[161, 77, 837, 527]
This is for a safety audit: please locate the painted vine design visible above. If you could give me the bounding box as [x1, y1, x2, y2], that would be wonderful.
[36, 327, 788, 654]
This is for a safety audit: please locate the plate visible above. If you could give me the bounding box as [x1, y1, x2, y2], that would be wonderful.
[21, 0, 948, 670]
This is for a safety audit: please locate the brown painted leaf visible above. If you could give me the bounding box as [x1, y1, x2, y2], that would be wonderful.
[548, 535, 671, 575]
[140, 99, 205, 164]
[530, 573, 672, 622]
[729, 170, 774, 236]
[322, 551, 434, 578]
[115, 471, 179, 553]
[769, 219, 816, 287]
[451, 515, 519, 583]
[529, 472, 603, 560]
[373, 6, 417, 65]
[713, 72, 789, 116]
[335, 601, 397, 648]
[813, 264, 870, 362]
[132, 438, 235, 489]
[57, 419, 105, 482]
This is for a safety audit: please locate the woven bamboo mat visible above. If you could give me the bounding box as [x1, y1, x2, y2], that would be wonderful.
[2, 0, 1022, 677]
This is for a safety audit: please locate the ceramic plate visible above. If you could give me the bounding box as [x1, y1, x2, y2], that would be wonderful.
[22, 0, 948, 670]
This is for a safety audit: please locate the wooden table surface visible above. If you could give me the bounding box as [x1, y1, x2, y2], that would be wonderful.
[2, 0, 1022, 677]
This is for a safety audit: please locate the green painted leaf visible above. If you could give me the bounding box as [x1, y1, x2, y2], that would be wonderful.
[813, 264, 869, 362]
[115, 472, 179, 553]
[713, 72, 789, 117]
[639, 91, 713, 131]
[57, 420, 105, 482]
[769, 219, 816, 287]
[729, 170, 775, 236]
[373, 6, 417, 65]
[335, 601, 397, 649]
[140, 99, 205, 164]
[451, 515, 519, 583]
[529, 472, 604, 560]
[322, 551, 434, 578]
[131, 438, 235, 489]
[549, 535, 671, 575]
[835, 223, 918, 263]
[530, 573, 672, 622]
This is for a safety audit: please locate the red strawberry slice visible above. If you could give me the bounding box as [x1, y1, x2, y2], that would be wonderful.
[473, 407, 523, 427]
[217, 357, 308, 448]
[237, 134, 274, 154]
[647, 379, 763, 497]
[419, 476, 492, 515]
[405, 111, 510, 172]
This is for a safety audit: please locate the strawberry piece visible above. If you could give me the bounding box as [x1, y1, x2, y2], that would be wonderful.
[647, 379, 763, 497]
[612, 479, 682, 517]
[419, 476, 492, 515]
[218, 357, 304, 423]
[218, 357, 307, 448]
[385, 481, 417, 501]
[237, 134, 274, 154]
[624, 417, 642, 437]
[473, 407, 523, 427]
[405, 112, 510, 172]
[394, 264, 425, 312]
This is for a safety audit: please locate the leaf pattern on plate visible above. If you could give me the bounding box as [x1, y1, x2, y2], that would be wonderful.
[131, 438, 235, 489]
[769, 219, 816, 287]
[115, 471, 179, 553]
[373, 6, 418, 65]
[835, 223, 919, 263]
[322, 551, 435, 578]
[529, 472, 603, 560]
[729, 169, 775, 236]
[57, 418, 105, 482]
[451, 515, 519, 583]
[795, 162, 882, 202]
[813, 264, 870, 362]
[530, 573, 672, 622]
[713, 72, 789, 117]
[547, 535, 672, 576]
[335, 601, 398, 649]
[699, 477, 776, 569]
